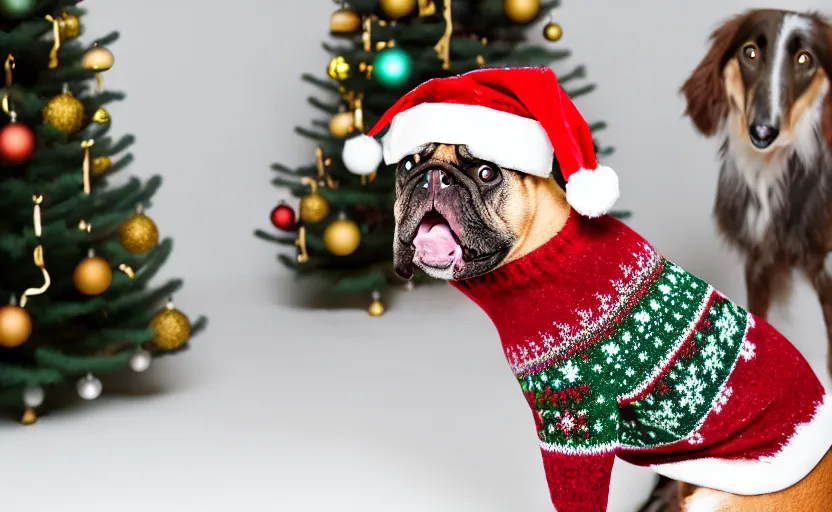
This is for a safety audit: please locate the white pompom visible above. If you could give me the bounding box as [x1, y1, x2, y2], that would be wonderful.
[342, 134, 383, 176]
[565, 166, 620, 218]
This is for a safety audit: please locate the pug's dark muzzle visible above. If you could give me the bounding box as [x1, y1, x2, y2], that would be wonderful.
[393, 159, 512, 281]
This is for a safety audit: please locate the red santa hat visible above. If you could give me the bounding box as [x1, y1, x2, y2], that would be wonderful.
[341, 66, 619, 218]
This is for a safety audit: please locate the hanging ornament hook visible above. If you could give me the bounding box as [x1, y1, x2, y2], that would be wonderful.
[2, 54, 14, 116]
[4, 54, 14, 86]
[44, 15, 62, 69]
[19, 195, 51, 308]
[80, 139, 95, 194]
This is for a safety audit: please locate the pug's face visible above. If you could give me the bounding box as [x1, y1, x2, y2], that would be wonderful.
[392, 143, 541, 281]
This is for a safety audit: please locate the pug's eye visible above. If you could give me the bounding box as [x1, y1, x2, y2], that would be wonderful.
[402, 155, 418, 172]
[477, 165, 497, 183]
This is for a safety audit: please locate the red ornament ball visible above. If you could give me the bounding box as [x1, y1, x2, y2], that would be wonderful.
[270, 202, 296, 230]
[0, 122, 36, 166]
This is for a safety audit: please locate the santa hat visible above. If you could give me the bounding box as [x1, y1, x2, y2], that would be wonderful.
[341, 67, 619, 218]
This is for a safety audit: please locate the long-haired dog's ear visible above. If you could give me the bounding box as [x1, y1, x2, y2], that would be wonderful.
[823, 23, 832, 147]
[680, 15, 746, 136]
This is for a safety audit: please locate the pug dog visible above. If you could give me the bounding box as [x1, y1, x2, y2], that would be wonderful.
[342, 67, 832, 512]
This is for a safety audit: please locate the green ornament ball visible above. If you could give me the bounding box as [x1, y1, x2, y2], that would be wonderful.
[372, 47, 413, 89]
[0, 0, 36, 18]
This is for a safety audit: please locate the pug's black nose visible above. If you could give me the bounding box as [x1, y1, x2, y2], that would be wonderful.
[748, 123, 779, 149]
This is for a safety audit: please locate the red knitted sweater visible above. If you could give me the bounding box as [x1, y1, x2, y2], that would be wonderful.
[451, 210, 832, 512]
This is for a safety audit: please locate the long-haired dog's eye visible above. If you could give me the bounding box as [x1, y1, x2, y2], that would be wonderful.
[742, 43, 759, 61]
[796, 51, 812, 67]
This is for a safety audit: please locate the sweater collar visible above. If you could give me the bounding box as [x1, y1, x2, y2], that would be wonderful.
[451, 208, 585, 294]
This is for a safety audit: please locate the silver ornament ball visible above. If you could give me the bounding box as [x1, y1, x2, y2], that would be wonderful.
[129, 349, 152, 372]
[22, 385, 44, 408]
[76, 373, 102, 400]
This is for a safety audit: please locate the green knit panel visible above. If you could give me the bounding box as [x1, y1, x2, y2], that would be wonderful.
[619, 294, 748, 447]
[518, 259, 747, 452]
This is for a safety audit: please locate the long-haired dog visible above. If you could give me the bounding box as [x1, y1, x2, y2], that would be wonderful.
[681, 9, 832, 376]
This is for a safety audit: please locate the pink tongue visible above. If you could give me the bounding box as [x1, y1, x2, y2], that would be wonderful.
[413, 219, 462, 268]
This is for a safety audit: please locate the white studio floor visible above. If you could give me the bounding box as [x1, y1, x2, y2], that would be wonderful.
[0, 276, 830, 512]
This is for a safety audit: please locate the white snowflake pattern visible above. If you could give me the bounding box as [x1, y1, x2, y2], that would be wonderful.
[713, 385, 733, 413]
[739, 338, 756, 362]
[559, 360, 580, 383]
[643, 399, 682, 433]
[505, 243, 662, 373]
[601, 342, 620, 357]
[687, 432, 704, 445]
[677, 364, 707, 414]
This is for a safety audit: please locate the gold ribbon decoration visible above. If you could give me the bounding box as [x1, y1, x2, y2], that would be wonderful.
[295, 226, 309, 263]
[315, 146, 337, 189]
[2, 54, 14, 116]
[20, 196, 52, 308]
[80, 139, 95, 194]
[434, 0, 452, 69]
[44, 15, 62, 69]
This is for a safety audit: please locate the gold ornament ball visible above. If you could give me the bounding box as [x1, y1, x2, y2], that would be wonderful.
[327, 56, 350, 81]
[330, 7, 361, 34]
[323, 218, 361, 256]
[0, 304, 33, 348]
[503, 0, 540, 24]
[380, 0, 416, 19]
[329, 111, 355, 139]
[91, 107, 110, 124]
[82, 46, 114, 71]
[543, 22, 563, 41]
[58, 12, 81, 39]
[92, 155, 112, 175]
[151, 305, 191, 350]
[299, 193, 330, 223]
[368, 299, 385, 316]
[42, 93, 85, 134]
[73, 256, 113, 296]
[117, 213, 160, 254]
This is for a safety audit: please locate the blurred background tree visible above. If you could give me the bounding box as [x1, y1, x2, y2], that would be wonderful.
[255, 0, 626, 315]
[0, 0, 206, 425]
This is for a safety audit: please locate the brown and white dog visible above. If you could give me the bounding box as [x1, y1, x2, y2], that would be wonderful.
[681, 9, 832, 376]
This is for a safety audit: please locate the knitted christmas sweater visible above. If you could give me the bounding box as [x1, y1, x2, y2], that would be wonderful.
[452, 211, 832, 512]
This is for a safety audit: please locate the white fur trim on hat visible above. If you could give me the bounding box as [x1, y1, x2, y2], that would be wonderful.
[380, 103, 553, 176]
[564, 166, 619, 218]
[342, 134, 383, 176]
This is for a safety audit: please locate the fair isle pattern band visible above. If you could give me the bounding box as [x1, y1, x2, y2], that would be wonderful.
[508, 243, 663, 376]
[540, 440, 619, 456]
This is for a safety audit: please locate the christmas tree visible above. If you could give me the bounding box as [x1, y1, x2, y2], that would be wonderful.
[0, 0, 206, 425]
[255, 0, 626, 315]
